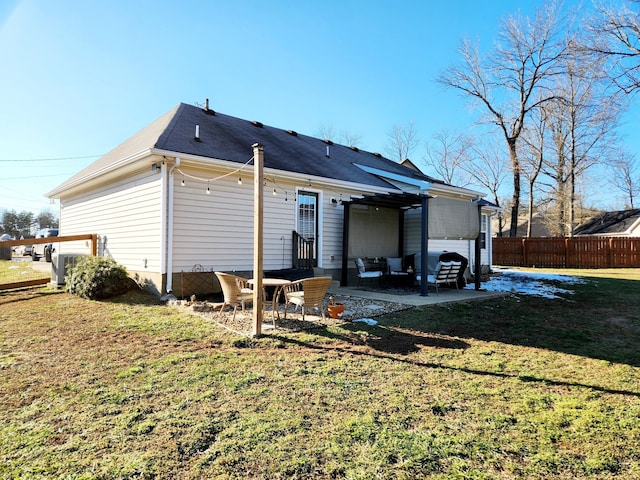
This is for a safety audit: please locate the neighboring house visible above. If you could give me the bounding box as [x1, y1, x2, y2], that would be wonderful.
[46, 102, 499, 296]
[573, 209, 640, 237]
[494, 213, 554, 238]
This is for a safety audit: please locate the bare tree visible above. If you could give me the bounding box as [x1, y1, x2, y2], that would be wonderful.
[439, 1, 568, 236]
[543, 35, 624, 235]
[589, 0, 640, 95]
[316, 123, 364, 148]
[463, 138, 509, 236]
[520, 107, 547, 237]
[422, 129, 473, 184]
[610, 152, 640, 208]
[385, 122, 420, 163]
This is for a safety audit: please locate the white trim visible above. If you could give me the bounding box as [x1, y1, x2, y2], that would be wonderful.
[295, 187, 324, 268]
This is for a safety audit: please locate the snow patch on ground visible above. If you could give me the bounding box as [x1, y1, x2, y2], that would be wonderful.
[469, 267, 586, 299]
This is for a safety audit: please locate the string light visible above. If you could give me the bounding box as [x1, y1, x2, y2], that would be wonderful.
[174, 157, 297, 204]
[176, 155, 254, 186]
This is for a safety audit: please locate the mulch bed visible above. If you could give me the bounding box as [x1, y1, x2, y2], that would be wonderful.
[170, 294, 413, 336]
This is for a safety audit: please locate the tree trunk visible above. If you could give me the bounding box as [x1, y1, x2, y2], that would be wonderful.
[527, 180, 535, 238]
[508, 138, 521, 237]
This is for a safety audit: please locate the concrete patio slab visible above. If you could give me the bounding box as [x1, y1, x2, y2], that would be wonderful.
[328, 285, 507, 306]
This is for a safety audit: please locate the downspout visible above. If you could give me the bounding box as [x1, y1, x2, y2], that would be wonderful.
[160, 161, 168, 287]
[341, 201, 351, 286]
[165, 157, 180, 294]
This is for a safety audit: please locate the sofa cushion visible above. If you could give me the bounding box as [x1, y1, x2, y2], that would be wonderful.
[387, 257, 403, 273]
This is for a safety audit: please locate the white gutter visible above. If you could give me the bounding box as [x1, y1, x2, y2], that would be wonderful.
[165, 157, 180, 294]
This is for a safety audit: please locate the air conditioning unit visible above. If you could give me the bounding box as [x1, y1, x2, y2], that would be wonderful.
[51, 253, 84, 287]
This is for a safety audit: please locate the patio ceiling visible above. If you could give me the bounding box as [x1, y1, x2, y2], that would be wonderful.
[347, 191, 429, 210]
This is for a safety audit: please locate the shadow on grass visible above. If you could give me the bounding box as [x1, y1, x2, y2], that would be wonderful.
[0, 287, 65, 306]
[270, 325, 640, 398]
[268, 276, 640, 397]
[331, 322, 470, 355]
[376, 276, 640, 368]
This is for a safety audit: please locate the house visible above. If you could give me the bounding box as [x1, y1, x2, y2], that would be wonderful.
[573, 209, 640, 237]
[46, 102, 499, 297]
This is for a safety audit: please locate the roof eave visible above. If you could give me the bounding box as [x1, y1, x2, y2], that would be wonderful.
[46, 148, 153, 198]
[155, 149, 405, 195]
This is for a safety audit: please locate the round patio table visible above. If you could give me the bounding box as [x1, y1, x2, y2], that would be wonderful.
[248, 278, 291, 321]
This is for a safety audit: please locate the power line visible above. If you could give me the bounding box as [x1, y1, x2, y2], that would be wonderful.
[0, 173, 78, 180]
[0, 154, 103, 163]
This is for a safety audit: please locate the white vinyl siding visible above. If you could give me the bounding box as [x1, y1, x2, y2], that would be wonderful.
[59, 171, 163, 272]
[171, 171, 367, 273]
[171, 171, 298, 272]
[322, 194, 346, 269]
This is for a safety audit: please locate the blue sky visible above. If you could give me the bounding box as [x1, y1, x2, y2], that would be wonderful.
[0, 0, 637, 215]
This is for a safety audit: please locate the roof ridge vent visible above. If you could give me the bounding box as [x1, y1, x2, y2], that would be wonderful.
[349, 145, 359, 152]
[373, 152, 382, 158]
[287, 130, 298, 136]
[251, 120, 263, 128]
[322, 139, 334, 145]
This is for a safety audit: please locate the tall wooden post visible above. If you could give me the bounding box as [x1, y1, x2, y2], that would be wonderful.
[252, 144, 264, 336]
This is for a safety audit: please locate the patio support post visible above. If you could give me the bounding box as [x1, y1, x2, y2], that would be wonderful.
[420, 195, 429, 296]
[475, 202, 482, 290]
[252, 143, 264, 336]
[341, 201, 351, 286]
[398, 209, 405, 258]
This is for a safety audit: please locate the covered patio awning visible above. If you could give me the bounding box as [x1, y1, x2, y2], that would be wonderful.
[347, 191, 426, 210]
[341, 191, 482, 295]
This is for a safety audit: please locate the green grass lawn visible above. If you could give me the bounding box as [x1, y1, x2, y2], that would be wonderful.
[1, 267, 639, 479]
[0, 258, 49, 285]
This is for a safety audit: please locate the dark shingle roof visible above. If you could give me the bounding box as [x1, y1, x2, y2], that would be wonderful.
[49, 102, 446, 197]
[156, 103, 439, 189]
[573, 209, 640, 235]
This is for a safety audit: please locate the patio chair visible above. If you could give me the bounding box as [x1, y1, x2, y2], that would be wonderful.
[446, 261, 462, 292]
[354, 258, 383, 286]
[283, 276, 332, 321]
[426, 261, 453, 295]
[385, 256, 412, 287]
[214, 272, 254, 321]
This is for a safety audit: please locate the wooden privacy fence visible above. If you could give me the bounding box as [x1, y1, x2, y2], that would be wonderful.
[493, 237, 640, 268]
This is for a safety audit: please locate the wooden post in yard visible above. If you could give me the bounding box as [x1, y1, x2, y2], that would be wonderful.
[252, 143, 264, 337]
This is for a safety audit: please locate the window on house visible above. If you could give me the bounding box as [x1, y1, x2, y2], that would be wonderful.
[297, 191, 318, 265]
[480, 214, 487, 249]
